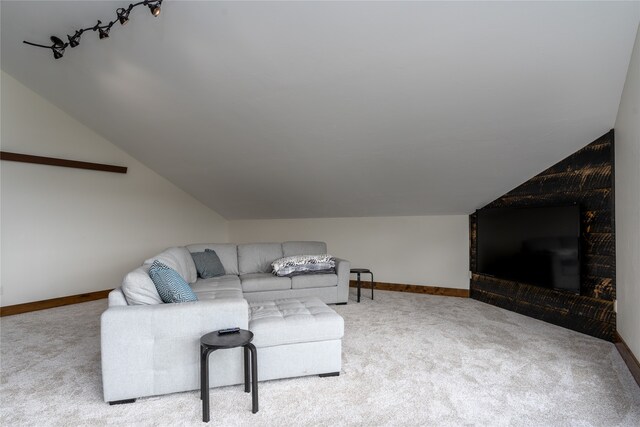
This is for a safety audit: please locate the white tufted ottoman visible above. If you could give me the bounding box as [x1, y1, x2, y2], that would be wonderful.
[248, 297, 344, 380]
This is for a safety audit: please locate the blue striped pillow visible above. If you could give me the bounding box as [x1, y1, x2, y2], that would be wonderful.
[148, 260, 198, 303]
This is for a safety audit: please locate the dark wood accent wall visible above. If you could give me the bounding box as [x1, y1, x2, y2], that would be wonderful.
[470, 130, 616, 341]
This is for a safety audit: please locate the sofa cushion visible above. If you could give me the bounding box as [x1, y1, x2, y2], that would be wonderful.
[190, 275, 242, 293]
[191, 249, 225, 279]
[249, 297, 344, 347]
[187, 244, 238, 275]
[121, 265, 163, 305]
[193, 288, 243, 301]
[291, 274, 338, 289]
[282, 241, 327, 257]
[148, 261, 198, 303]
[240, 273, 291, 293]
[191, 275, 243, 301]
[144, 247, 197, 284]
[238, 243, 284, 274]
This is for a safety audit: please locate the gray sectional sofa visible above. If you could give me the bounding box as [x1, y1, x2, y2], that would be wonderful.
[101, 241, 349, 403]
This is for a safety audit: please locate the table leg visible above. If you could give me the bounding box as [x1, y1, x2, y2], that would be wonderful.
[357, 272, 361, 303]
[200, 345, 205, 401]
[244, 346, 250, 393]
[247, 343, 259, 413]
[370, 272, 374, 300]
[201, 348, 213, 423]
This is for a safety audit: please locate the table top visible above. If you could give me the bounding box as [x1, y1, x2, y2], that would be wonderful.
[350, 268, 372, 273]
[201, 329, 253, 349]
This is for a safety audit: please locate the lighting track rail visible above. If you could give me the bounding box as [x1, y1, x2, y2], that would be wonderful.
[23, 0, 163, 59]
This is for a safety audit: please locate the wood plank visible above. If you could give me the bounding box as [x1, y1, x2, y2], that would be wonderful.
[582, 254, 615, 281]
[515, 285, 614, 322]
[512, 299, 613, 341]
[486, 188, 611, 211]
[0, 151, 127, 174]
[471, 274, 520, 297]
[506, 165, 612, 197]
[582, 276, 615, 300]
[349, 280, 469, 298]
[469, 214, 477, 272]
[583, 210, 613, 234]
[583, 232, 615, 257]
[472, 287, 613, 340]
[472, 274, 614, 322]
[470, 289, 516, 312]
[582, 254, 615, 268]
[0, 289, 112, 316]
[543, 136, 612, 175]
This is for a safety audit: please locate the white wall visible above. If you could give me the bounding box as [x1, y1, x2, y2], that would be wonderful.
[0, 71, 228, 306]
[229, 216, 470, 289]
[615, 24, 640, 358]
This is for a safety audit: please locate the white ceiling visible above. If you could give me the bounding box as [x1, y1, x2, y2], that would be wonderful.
[2, 1, 639, 219]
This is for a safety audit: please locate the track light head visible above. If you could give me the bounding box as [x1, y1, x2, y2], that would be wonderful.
[50, 37, 66, 59]
[67, 31, 81, 48]
[148, 3, 161, 17]
[117, 8, 130, 25]
[50, 36, 65, 47]
[98, 25, 111, 40]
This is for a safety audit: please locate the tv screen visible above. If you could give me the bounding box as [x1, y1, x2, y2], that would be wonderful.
[477, 205, 580, 294]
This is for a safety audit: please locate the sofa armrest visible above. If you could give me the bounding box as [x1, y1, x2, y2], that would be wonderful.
[101, 298, 249, 338]
[108, 287, 128, 306]
[333, 257, 351, 303]
[101, 298, 249, 401]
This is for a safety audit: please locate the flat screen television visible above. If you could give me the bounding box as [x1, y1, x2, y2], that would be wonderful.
[477, 205, 581, 294]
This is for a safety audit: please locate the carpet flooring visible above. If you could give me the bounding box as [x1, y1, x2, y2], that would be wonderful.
[1, 290, 639, 426]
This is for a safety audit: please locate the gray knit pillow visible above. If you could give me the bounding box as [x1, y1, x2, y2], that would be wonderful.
[191, 249, 225, 279]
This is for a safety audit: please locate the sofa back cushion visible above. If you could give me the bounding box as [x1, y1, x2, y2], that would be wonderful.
[144, 247, 197, 284]
[187, 244, 238, 275]
[238, 243, 284, 274]
[121, 264, 163, 305]
[282, 241, 327, 257]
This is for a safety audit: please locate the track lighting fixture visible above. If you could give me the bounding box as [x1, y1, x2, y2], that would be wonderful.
[98, 27, 110, 39]
[148, 2, 161, 17]
[117, 7, 130, 25]
[50, 36, 66, 59]
[23, 0, 163, 59]
[67, 31, 82, 48]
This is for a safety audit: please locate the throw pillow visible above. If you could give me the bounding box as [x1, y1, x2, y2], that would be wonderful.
[191, 249, 225, 279]
[271, 254, 336, 277]
[148, 260, 198, 303]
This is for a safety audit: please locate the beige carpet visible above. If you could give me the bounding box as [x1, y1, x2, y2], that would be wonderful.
[1, 290, 639, 426]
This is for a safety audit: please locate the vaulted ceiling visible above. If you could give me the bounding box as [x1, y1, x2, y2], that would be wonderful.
[2, 1, 639, 219]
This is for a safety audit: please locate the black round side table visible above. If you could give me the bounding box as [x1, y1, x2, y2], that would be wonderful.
[200, 329, 258, 423]
[350, 268, 374, 303]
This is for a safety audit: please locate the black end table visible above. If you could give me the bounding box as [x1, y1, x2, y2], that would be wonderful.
[200, 329, 258, 423]
[350, 268, 374, 303]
